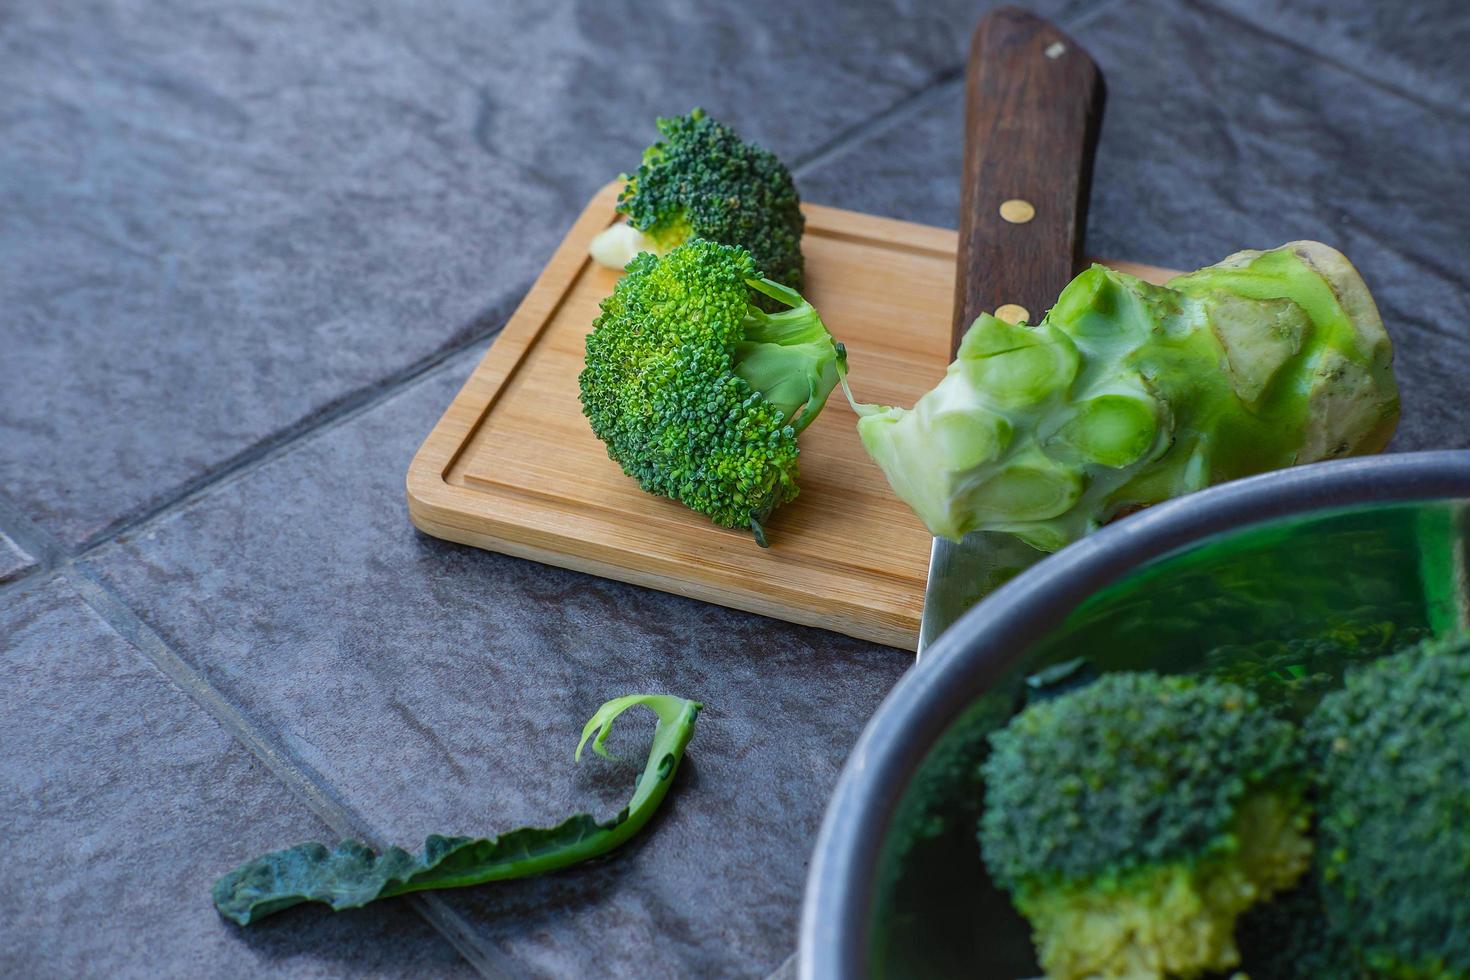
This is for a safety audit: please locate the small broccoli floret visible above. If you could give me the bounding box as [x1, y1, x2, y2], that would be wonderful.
[851, 242, 1398, 551]
[579, 239, 844, 544]
[1307, 633, 1470, 980]
[588, 108, 805, 291]
[979, 673, 1311, 979]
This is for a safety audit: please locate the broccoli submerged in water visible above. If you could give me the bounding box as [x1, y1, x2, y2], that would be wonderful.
[1205, 621, 1430, 715]
[588, 108, 805, 292]
[1304, 632, 1470, 979]
[579, 239, 844, 544]
[852, 242, 1398, 551]
[978, 673, 1311, 980]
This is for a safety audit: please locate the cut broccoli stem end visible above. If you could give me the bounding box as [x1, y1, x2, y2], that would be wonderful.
[749, 518, 769, 548]
[588, 222, 663, 271]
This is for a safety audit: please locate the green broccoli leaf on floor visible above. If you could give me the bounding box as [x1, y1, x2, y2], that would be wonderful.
[212, 694, 702, 926]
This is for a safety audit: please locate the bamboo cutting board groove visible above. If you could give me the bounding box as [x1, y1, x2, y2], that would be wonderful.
[407, 182, 1176, 650]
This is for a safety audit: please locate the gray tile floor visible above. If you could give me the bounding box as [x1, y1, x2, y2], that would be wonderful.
[3, 0, 1468, 976]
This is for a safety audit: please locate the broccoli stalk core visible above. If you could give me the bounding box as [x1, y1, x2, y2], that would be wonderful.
[850, 242, 1398, 550]
[589, 221, 662, 270]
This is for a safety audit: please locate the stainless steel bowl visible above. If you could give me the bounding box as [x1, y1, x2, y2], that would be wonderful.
[801, 450, 1470, 979]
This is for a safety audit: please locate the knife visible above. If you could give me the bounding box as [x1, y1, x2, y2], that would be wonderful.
[916, 7, 1104, 658]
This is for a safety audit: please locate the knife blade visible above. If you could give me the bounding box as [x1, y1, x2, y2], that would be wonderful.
[916, 8, 1104, 659]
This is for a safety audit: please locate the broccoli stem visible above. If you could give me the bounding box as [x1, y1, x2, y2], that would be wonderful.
[850, 244, 1399, 550]
[588, 221, 662, 271]
[734, 279, 846, 434]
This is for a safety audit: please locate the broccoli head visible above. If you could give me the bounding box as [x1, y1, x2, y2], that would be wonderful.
[978, 672, 1311, 979]
[578, 238, 844, 544]
[852, 242, 1399, 551]
[588, 108, 805, 291]
[1307, 632, 1470, 979]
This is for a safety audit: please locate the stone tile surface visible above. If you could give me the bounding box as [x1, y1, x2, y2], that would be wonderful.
[81, 352, 910, 977]
[9, 1, 1470, 976]
[0, 575, 473, 979]
[0, 530, 38, 586]
[0, 0, 1077, 549]
[1209, 0, 1470, 108]
[799, 0, 1470, 454]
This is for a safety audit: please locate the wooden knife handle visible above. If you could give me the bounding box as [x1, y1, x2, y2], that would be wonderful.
[953, 7, 1104, 354]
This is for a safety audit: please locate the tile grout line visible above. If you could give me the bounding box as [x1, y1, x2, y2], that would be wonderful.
[0, 493, 67, 570]
[1063, 0, 1131, 29]
[0, 300, 518, 608]
[71, 297, 527, 558]
[765, 950, 799, 980]
[789, 0, 1126, 184]
[1193, 0, 1470, 123]
[62, 564, 525, 980]
[791, 65, 963, 179]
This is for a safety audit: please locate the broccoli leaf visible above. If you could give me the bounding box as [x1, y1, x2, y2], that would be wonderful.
[212, 694, 702, 925]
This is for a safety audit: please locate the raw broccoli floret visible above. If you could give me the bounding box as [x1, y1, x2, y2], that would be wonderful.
[1306, 632, 1470, 979]
[851, 242, 1398, 551]
[578, 239, 844, 544]
[588, 108, 805, 291]
[979, 673, 1312, 979]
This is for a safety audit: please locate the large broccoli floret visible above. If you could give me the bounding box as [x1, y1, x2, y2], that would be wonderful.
[579, 239, 844, 544]
[978, 673, 1311, 979]
[1306, 632, 1470, 980]
[852, 242, 1398, 550]
[588, 109, 805, 291]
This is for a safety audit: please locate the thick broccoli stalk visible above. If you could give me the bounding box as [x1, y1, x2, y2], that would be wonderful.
[852, 242, 1398, 550]
[579, 239, 844, 544]
[588, 108, 806, 292]
[1306, 633, 1470, 979]
[979, 673, 1311, 980]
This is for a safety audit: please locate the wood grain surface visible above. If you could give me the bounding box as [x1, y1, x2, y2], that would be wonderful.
[407, 182, 1177, 650]
[955, 7, 1102, 348]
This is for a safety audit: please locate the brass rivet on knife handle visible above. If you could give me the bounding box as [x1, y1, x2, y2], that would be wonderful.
[952, 6, 1104, 357]
[999, 199, 1035, 224]
[994, 303, 1030, 324]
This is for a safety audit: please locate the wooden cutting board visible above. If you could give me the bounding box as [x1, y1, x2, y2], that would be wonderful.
[407, 182, 1176, 650]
